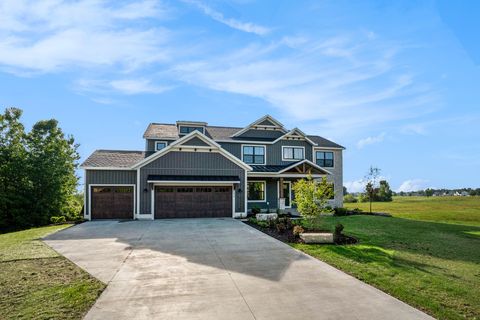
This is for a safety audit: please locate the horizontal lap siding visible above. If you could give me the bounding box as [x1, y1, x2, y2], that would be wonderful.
[84, 170, 137, 215]
[139, 152, 245, 214]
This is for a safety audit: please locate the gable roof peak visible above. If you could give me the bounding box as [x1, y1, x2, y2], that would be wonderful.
[231, 115, 287, 137]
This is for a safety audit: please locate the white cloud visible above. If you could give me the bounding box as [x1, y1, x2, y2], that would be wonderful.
[76, 78, 172, 95]
[0, 1, 170, 74]
[397, 179, 428, 192]
[357, 132, 386, 149]
[344, 179, 366, 193]
[182, 0, 270, 35]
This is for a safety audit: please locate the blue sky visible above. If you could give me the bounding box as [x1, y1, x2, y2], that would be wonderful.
[1, 0, 479, 192]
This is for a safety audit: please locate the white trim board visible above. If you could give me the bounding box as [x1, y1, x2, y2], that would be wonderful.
[87, 184, 136, 221]
[154, 141, 168, 151]
[231, 115, 287, 138]
[278, 159, 332, 175]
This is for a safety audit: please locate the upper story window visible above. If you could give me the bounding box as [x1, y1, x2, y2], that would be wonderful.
[282, 146, 304, 161]
[155, 141, 167, 151]
[316, 151, 334, 167]
[179, 126, 204, 134]
[242, 145, 265, 164]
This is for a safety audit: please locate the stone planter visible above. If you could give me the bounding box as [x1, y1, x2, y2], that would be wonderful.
[256, 213, 278, 221]
[300, 232, 334, 244]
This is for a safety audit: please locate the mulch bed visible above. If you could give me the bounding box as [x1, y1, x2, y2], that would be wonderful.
[244, 221, 358, 245]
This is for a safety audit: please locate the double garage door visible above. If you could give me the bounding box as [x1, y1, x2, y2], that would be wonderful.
[155, 186, 232, 218]
[90, 185, 232, 219]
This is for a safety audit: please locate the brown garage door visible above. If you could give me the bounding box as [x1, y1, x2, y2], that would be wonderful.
[91, 186, 134, 219]
[155, 186, 232, 218]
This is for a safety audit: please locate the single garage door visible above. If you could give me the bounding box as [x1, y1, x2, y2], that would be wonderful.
[91, 186, 134, 219]
[155, 186, 232, 218]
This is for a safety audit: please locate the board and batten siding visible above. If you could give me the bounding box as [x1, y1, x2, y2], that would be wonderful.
[139, 151, 246, 215]
[145, 139, 173, 152]
[314, 148, 343, 208]
[267, 140, 313, 166]
[84, 170, 137, 215]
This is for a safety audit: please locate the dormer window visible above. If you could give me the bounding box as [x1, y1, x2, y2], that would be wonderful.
[155, 141, 167, 151]
[179, 126, 204, 135]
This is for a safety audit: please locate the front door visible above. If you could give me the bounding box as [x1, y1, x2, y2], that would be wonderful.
[283, 182, 291, 208]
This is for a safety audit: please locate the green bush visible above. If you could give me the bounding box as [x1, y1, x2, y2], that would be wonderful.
[344, 194, 358, 203]
[333, 207, 349, 216]
[50, 216, 66, 224]
[251, 206, 261, 214]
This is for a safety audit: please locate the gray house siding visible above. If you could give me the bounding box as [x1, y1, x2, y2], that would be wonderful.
[267, 140, 313, 166]
[84, 169, 137, 215]
[145, 139, 173, 152]
[218, 142, 241, 159]
[313, 149, 343, 207]
[139, 151, 246, 215]
[180, 137, 210, 146]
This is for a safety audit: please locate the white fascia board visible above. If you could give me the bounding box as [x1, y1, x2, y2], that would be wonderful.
[81, 167, 134, 170]
[272, 128, 317, 146]
[278, 159, 332, 175]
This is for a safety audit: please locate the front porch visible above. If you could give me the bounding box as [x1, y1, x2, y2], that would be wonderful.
[246, 160, 332, 214]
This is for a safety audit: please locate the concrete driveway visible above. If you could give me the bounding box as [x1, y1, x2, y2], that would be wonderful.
[44, 219, 434, 320]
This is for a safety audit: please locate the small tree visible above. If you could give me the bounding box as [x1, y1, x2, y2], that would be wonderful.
[364, 166, 381, 213]
[292, 175, 333, 220]
[377, 180, 393, 202]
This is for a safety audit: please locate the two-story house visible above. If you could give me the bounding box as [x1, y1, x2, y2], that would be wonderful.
[81, 115, 344, 220]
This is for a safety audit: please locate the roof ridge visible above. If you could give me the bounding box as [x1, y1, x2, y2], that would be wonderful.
[206, 125, 242, 129]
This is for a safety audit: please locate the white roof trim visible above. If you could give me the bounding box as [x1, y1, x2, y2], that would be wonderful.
[272, 127, 318, 146]
[231, 115, 287, 138]
[81, 167, 134, 170]
[277, 159, 332, 175]
[132, 130, 252, 171]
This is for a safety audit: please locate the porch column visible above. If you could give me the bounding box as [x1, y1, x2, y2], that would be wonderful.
[279, 177, 285, 210]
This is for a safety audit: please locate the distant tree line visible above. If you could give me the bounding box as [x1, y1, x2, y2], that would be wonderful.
[396, 188, 480, 197]
[0, 108, 81, 232]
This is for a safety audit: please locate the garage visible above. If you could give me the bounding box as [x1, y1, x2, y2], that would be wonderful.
[90, 185, 134, 219]
[154, 186, 232, 218]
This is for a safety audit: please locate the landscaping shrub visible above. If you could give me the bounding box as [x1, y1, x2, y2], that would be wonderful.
[292, 225, 304, 237]
[333, 223, 344, 242]
[275, 222, 287, 233]
[333, 207, 349, 216]
[251, 206, 261, 214]
[50, 216, 66, 224]
[344, 194, 358, 203]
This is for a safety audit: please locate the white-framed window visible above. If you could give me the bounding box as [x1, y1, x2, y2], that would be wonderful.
[179, 126, 204, 134]
[315, 151, 334, 167]
[242, 145, 266, 165]
[155, 141, 168, 151]
[282, 146, 305, 161]
[247, 181, 266, 202]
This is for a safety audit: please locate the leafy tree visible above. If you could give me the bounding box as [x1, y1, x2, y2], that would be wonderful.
[0, 108, 80, 230]
[425, 188, 434, 197]
[292, 175, 333, 219]
[364, 166, 381, 213]
[343, 186, 348, 195]
[26, 119, 80, 226]
[343, 194, 358, 203]
[0, 108, 30, 230]
[377, 180, 393, 202]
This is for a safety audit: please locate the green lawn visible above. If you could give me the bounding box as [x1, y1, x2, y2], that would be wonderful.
[291, 197, 480, 320]
[345, 196, 480, 226]
[0, 225, 105, 320]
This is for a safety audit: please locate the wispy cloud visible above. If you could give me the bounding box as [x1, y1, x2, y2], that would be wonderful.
[0, 0, 170, 74]
[397, 179, 428, 192]
[344, 179, 366, 193]
[357, 132, 386, 149]
[76, 78, 172, 95]
[182, 0, 270, 35]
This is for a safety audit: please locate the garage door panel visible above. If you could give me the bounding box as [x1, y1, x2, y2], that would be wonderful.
[155, 186, 232, 219]
[91, 186, 133, 219]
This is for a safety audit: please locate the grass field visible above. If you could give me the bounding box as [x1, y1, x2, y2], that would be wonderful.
[0, 225, 105, 320]
[344, 196, 480, 226]
[292, 196, 480, 320]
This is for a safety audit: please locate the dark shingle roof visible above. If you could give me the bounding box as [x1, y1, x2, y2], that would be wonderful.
[143, 123, 344, 148]
[82, 150, 150, 168]
[250, 165, 291, 172]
